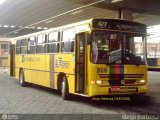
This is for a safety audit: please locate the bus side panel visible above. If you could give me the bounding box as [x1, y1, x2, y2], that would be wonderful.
[14, 68, 19, 80]
[45, 54, 50, 88]
[30, 54, 50, 88]
[24, 69, 31, 83]
[67, 75, 75, 94]
[54, 54, 75, 94]
[15, 55, 21, 80]
[22, 54, 31, 83]
[48, 54, 56, 89]
[14, 54, 31, 82]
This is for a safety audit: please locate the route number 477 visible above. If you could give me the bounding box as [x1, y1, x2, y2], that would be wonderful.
[98, 21, 107, 28]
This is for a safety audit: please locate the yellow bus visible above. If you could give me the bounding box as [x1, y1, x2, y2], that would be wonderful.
[9, 19, 148, 99]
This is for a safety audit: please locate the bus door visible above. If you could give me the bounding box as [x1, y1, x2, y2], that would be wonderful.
[10, 44, 15, 77]
[75, 32, 87, 94]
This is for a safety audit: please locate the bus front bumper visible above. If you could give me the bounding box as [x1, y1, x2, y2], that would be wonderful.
[88, 85, 148, 97]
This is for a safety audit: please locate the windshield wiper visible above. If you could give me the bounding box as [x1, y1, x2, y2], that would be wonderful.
[108, 49, 122, 64]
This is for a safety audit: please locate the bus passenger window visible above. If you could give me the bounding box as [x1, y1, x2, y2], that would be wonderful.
[28, 37, 36, 54]
[1, 44, 8, 50]
[47, 32, 59, 53]
[62, 28, 75, 53]
[21, 38, 28, 54]
[71, 41, 74, 52]
[16, 40, 21, 54]
[37, 34, 46, 53]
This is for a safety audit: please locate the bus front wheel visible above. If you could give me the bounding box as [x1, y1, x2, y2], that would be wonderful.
[61, 75, 69, 100]
[19, 70, 27, 87]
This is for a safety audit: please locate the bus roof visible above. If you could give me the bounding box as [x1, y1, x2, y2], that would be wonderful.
[10, 19, 93, 41]
[10, 18, 146, 42]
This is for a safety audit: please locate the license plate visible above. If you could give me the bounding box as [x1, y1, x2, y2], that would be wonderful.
[110, 86, 137, 93]
[111, 86, 120, 91]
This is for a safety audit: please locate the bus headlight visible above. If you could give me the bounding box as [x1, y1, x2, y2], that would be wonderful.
[91, 80, 106, 85]
[138, 80, 146, 83]
[96, 80, 102, 84]
[91, 80, 96, 85]
[96, 80, 106, 85]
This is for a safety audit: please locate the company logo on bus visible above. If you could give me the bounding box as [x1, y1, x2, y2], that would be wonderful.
[55, 57, 70, 68]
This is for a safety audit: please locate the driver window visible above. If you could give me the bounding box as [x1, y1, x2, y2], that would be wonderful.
[91, 32, 109, 63]
[91, 31, 122, 64]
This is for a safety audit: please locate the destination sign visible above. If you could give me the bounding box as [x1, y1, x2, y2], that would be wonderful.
[92, 19, 146, 33]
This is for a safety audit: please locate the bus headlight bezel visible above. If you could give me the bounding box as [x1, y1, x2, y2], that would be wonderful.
[138, 79, 146, 84]
[91, 80, 106, 85]
[96, 80, 106, 84]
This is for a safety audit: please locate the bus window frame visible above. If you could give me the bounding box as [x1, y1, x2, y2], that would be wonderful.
[21, 38, 28, 55]
[36, 34, 46, 54]
[16, 40, 21, 54]
[47, 31, 60, 54]
[61, 28, 75, 53]
[28, 36, 36, 54]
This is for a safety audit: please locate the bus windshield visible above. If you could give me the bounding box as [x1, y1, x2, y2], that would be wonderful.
[91, 30, 146, 65]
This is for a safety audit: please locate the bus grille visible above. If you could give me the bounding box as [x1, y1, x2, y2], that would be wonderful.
[109, 80, 136, 86]
[123, 74, 144, 78]
[125, 80, 136, 84]
[99, 74, 144, 78]
[109, 80, 121, 86]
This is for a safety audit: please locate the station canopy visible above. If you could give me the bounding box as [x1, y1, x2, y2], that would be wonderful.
[0, 0, 160, 38]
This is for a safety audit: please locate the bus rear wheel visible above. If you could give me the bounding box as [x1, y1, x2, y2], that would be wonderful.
[19, 70, 27, 87]
[61, 75, 69, 100]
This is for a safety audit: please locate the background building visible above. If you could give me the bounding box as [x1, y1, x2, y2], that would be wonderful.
[135, 25, 160, 67]
[0, 38, 10, 73]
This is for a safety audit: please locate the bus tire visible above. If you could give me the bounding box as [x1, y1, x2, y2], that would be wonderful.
[19, 70, 27, 87]
[61, 75, 69, 100]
